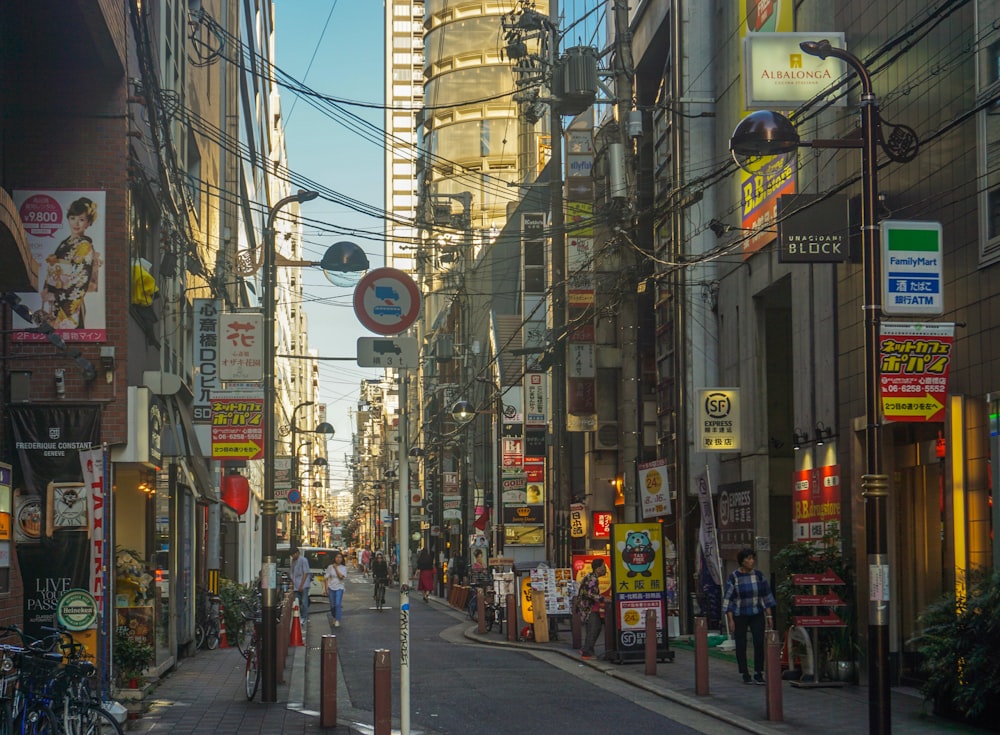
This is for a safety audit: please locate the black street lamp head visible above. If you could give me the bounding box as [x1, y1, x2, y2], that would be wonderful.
[320, 241, 370, 273]
[295, 189, 320, 204]
[313, 422, 335, 436]
[800, 39, 833, 59]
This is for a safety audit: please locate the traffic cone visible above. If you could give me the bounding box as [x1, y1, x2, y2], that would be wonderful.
[289, 596, 304, 647]
[218, 601, 229, 648]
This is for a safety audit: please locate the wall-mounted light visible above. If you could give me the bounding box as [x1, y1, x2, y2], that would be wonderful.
[815, 422, 834, 446]
[54, 369, 66, 397]
[792, 430, 810, 451]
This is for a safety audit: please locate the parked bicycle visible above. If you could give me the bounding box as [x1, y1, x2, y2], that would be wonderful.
[465, 585, 505, 633]
[240, 605, 262, 700]
[0, 623, 124, 734]
[194, 586, 221, 651]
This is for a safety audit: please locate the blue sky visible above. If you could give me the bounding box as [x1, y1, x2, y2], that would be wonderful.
[274, 1, 386, 493]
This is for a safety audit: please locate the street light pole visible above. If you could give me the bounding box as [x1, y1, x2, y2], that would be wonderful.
[729, 40, 916, 735]
[799, 42, 890, 735]
[262, 189, 318, 703]
[290, 400, 314, 548]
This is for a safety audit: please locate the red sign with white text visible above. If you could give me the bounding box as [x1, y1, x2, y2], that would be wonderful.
[879, 323, 954, 423]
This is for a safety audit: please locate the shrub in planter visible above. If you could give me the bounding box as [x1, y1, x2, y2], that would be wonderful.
[113, 634, 154, 688]
[914, 569, 1000, 725]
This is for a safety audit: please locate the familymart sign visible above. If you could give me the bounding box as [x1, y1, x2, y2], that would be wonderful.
[881, 220, 943, 316]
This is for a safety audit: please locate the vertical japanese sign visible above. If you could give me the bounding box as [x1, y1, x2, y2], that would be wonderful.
[638, 458, 671, 518]
[611, 523, 667, 659]
[79, 449, 106, 611]
[193, 299, 222, 422]
[219, 312, 264, 382]
[879, 322, 954, 422]
[13, 189, 107, 342]
[210, 392, 264, 460]
[792, 465, 842, 542]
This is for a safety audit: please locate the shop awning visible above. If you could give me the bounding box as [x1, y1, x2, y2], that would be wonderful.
[174, 398, 219, 503]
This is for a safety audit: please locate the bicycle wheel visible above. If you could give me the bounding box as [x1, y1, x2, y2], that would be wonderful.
[244, 644, 260, 700]
[73, 703, 124, 735]
[205, 623, 220, 650]
[231, 619, 250, 658]
[484, 605, 495, 633]
[194, 624, 206, 651]
[16, 704, 58, 735]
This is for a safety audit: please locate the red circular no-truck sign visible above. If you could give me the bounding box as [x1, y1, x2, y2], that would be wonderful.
[353, 267, 421, 335]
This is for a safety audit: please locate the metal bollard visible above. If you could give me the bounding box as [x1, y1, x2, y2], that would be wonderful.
[644, 610, 657, 675]
[694, 616, 709, 695]
[477, 589, 486, 634]
[320, 635, 338, 727]
[373, 649, 391, 735]
[765, 629, 783, 721]
[603, 600, 615, 656]
[506, 594, 517, 642]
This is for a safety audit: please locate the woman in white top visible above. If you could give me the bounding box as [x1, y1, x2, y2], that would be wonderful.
[324, 551, 348, 627]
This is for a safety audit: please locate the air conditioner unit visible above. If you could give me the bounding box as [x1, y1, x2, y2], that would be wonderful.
[594, 422, 619, 450]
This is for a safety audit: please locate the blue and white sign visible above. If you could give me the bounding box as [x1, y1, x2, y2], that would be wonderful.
[881, 220, 943, 317]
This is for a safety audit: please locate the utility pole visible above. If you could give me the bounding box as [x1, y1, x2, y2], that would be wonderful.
[611, 0, 639, 521]
[549, 0, 572, 568]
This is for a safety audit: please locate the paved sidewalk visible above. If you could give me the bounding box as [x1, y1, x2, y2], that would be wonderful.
[456, 601, 987, 735]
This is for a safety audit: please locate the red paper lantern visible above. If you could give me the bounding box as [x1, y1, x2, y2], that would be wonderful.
[220, 471, 250, 515]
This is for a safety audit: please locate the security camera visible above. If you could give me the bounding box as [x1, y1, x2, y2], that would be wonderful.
[54, 369, 66, 397]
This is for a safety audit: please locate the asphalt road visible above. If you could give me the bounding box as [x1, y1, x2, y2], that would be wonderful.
[312, 574, 748, 735]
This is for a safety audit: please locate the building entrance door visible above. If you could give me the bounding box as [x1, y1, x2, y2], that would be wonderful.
[894, 462, 945, 685]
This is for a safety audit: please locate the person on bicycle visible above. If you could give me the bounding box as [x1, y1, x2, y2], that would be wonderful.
[371, 551, 390, 606]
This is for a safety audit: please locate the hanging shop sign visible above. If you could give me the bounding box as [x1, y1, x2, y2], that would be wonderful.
[716, 480, 756, 559]
[219, 311, 263, 382]
[881, 221, 944, 316]
[193, 299, 222, 422]
[743, 32, 847, 109]
[638, 458, 671, 519]
[569, 503, 587, 538]
[210, 392, 264, 460]
[698, 389, 741, 451]
[879, 322, 954, 423]
[777, 194, 849, 263]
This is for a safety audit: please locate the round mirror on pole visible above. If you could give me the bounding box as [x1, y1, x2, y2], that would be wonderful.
[320, 241, 370, 286]
[451, 400, 475, 425]
[729, 109, 800, 179]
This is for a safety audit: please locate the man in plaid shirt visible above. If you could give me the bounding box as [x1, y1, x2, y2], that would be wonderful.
[722, 548, 776, 684]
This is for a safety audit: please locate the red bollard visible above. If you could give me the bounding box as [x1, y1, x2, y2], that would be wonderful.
[373, 649, 391, 735]
[765, 629, 783, 721]
[506, 594, 517, 642]
[644, 610, 657, 675]
[320, 635, 338, 727]
[694, 616, 709, 695]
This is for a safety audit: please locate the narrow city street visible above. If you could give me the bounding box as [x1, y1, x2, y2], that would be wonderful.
[304, 573, 746, 735]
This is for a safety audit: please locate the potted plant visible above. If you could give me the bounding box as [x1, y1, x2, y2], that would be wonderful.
[113, 634, 154, 688]
[914, 569, 1000, 725]
[773, 524, 857, 682]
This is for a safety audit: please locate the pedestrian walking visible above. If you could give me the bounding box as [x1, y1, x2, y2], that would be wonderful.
[576, 558, 608, 659]
[324, 550, 348, 627]
[289, 547, 311, 625]
[416, 548, 435, 602]
[721, 547, 776, 684]
[360, 546, 371, 577]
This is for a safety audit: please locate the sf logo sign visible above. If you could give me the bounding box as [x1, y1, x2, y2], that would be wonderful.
[700, 389, 740, 451]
